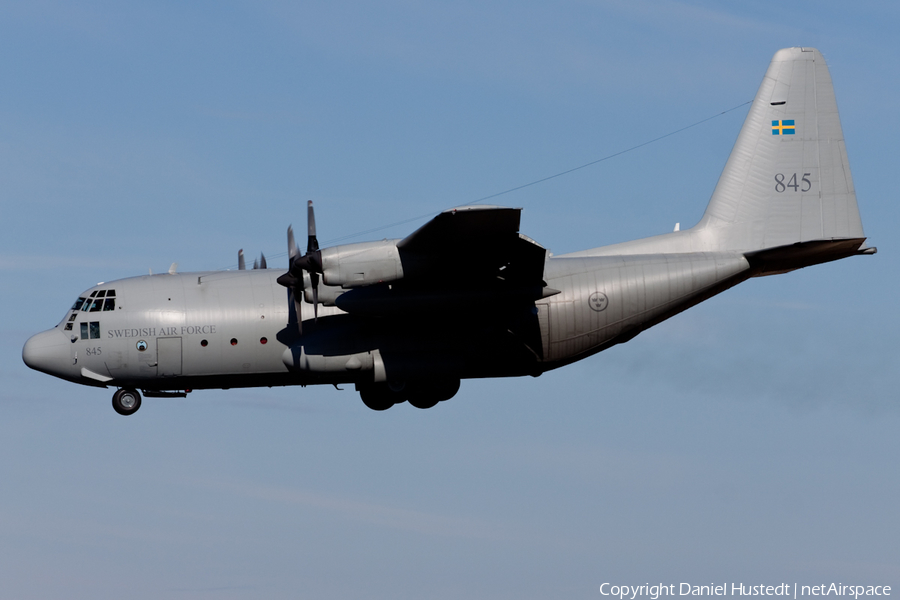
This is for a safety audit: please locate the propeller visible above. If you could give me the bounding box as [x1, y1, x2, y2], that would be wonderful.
[277, 201, 324, 331]
[238, 249, 246, 270]
[247, 251, 267, 270]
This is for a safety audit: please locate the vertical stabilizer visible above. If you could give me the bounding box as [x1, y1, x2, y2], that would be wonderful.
[699, 47, 865, 251]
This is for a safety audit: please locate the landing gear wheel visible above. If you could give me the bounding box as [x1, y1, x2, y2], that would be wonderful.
[406, 379, 460, 409]
[358, 384, 394, 411]
[112, 388, 142, 416]
[433, 378, 460, 402]
[357, 383, 404, 411]
[407, 395, 439, 410]
[406, 386, 439, 410]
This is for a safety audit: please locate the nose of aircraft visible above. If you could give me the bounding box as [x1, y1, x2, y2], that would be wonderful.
[23, 329, 69, 376]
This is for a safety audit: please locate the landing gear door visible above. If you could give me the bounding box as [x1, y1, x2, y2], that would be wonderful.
[157, 337, 183, 377]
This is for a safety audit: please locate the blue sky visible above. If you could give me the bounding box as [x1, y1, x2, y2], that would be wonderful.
[2, 1, 898, 598]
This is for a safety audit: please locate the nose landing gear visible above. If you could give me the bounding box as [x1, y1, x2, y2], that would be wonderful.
[112, 388, 142, 416]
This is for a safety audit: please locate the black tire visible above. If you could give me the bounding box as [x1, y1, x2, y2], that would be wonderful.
[432, 378, 460, 402]
[112, 388, 142, 416]
[406, 378, 460, 409]
[406, 392, 439, 410]
[358, 383, 397, 411]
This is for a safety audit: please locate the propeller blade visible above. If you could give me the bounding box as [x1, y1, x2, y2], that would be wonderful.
[259, 253, 267, 269]
[280, 203, 323, 330]
[307, 201, 319, 253]
[307, 201, 321, 321]
[310, 272, 319, 321]
[252, 258, 259, 270]
[288, 288, 303, 335]
[238, 249, 245, 270]
[287, 226, 299, 260]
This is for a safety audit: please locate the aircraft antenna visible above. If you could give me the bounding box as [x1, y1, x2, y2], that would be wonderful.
[217, 100, 751, 269]
[323, 100, 751, 244]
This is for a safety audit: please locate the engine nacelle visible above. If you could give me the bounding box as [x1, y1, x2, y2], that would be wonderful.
[282, 346, 387, 382]
[319, 240, 403, 288]
[300, 271, 345, 306]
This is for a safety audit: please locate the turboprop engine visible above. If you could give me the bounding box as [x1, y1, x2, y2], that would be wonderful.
[276, 201, 550, 325]
[318, 240, 404, 287]
[276, 201, 408, 326]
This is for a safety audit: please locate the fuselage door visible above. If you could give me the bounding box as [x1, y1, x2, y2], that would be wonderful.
[157, 337, 183, 377]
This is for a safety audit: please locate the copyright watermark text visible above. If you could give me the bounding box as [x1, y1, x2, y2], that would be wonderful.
[599, 584, 892, 600]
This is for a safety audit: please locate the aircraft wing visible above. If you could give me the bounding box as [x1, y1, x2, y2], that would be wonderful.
[398, 205, 521, 254]
[398, 205, 545, 283]
[333, 206, 553, 317]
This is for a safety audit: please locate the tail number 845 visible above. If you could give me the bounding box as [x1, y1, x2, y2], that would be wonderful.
[775, 172, 812, 193]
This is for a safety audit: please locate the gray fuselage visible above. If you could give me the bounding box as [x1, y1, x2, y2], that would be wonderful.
[25, 250, 752, 392]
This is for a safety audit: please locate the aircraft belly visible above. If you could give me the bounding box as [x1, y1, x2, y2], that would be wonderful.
[542, 253, 750, 364]
[270, 300, 545, 383]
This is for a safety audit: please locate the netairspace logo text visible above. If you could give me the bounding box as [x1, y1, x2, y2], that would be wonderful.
[600, 584, 892, 600]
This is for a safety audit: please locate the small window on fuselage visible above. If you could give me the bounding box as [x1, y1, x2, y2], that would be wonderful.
[89, 322, 100, 339]
[103, 298, 115, 311]
[106, 290, 115, 297]
[80, 323, 89, 340]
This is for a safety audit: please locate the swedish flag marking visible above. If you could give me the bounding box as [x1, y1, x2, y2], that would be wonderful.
[772, 119, 795, 135]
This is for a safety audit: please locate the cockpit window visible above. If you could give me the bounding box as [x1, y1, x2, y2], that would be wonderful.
[77, 290, 117, 312]
[80, 322, 100, 340]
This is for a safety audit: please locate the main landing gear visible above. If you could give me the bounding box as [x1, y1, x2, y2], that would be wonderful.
[356, 379, 460, 411]
[112, 388, 142, 416]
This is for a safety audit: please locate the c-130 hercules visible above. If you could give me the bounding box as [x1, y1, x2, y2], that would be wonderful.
[23, 48, 875, 415]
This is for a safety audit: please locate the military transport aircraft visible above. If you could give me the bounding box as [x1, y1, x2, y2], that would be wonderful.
[23, 48, 875, 415]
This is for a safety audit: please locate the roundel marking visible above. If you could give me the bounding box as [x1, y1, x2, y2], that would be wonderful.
[588, 291, 609, 312]
[136, 340, 148, 352]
